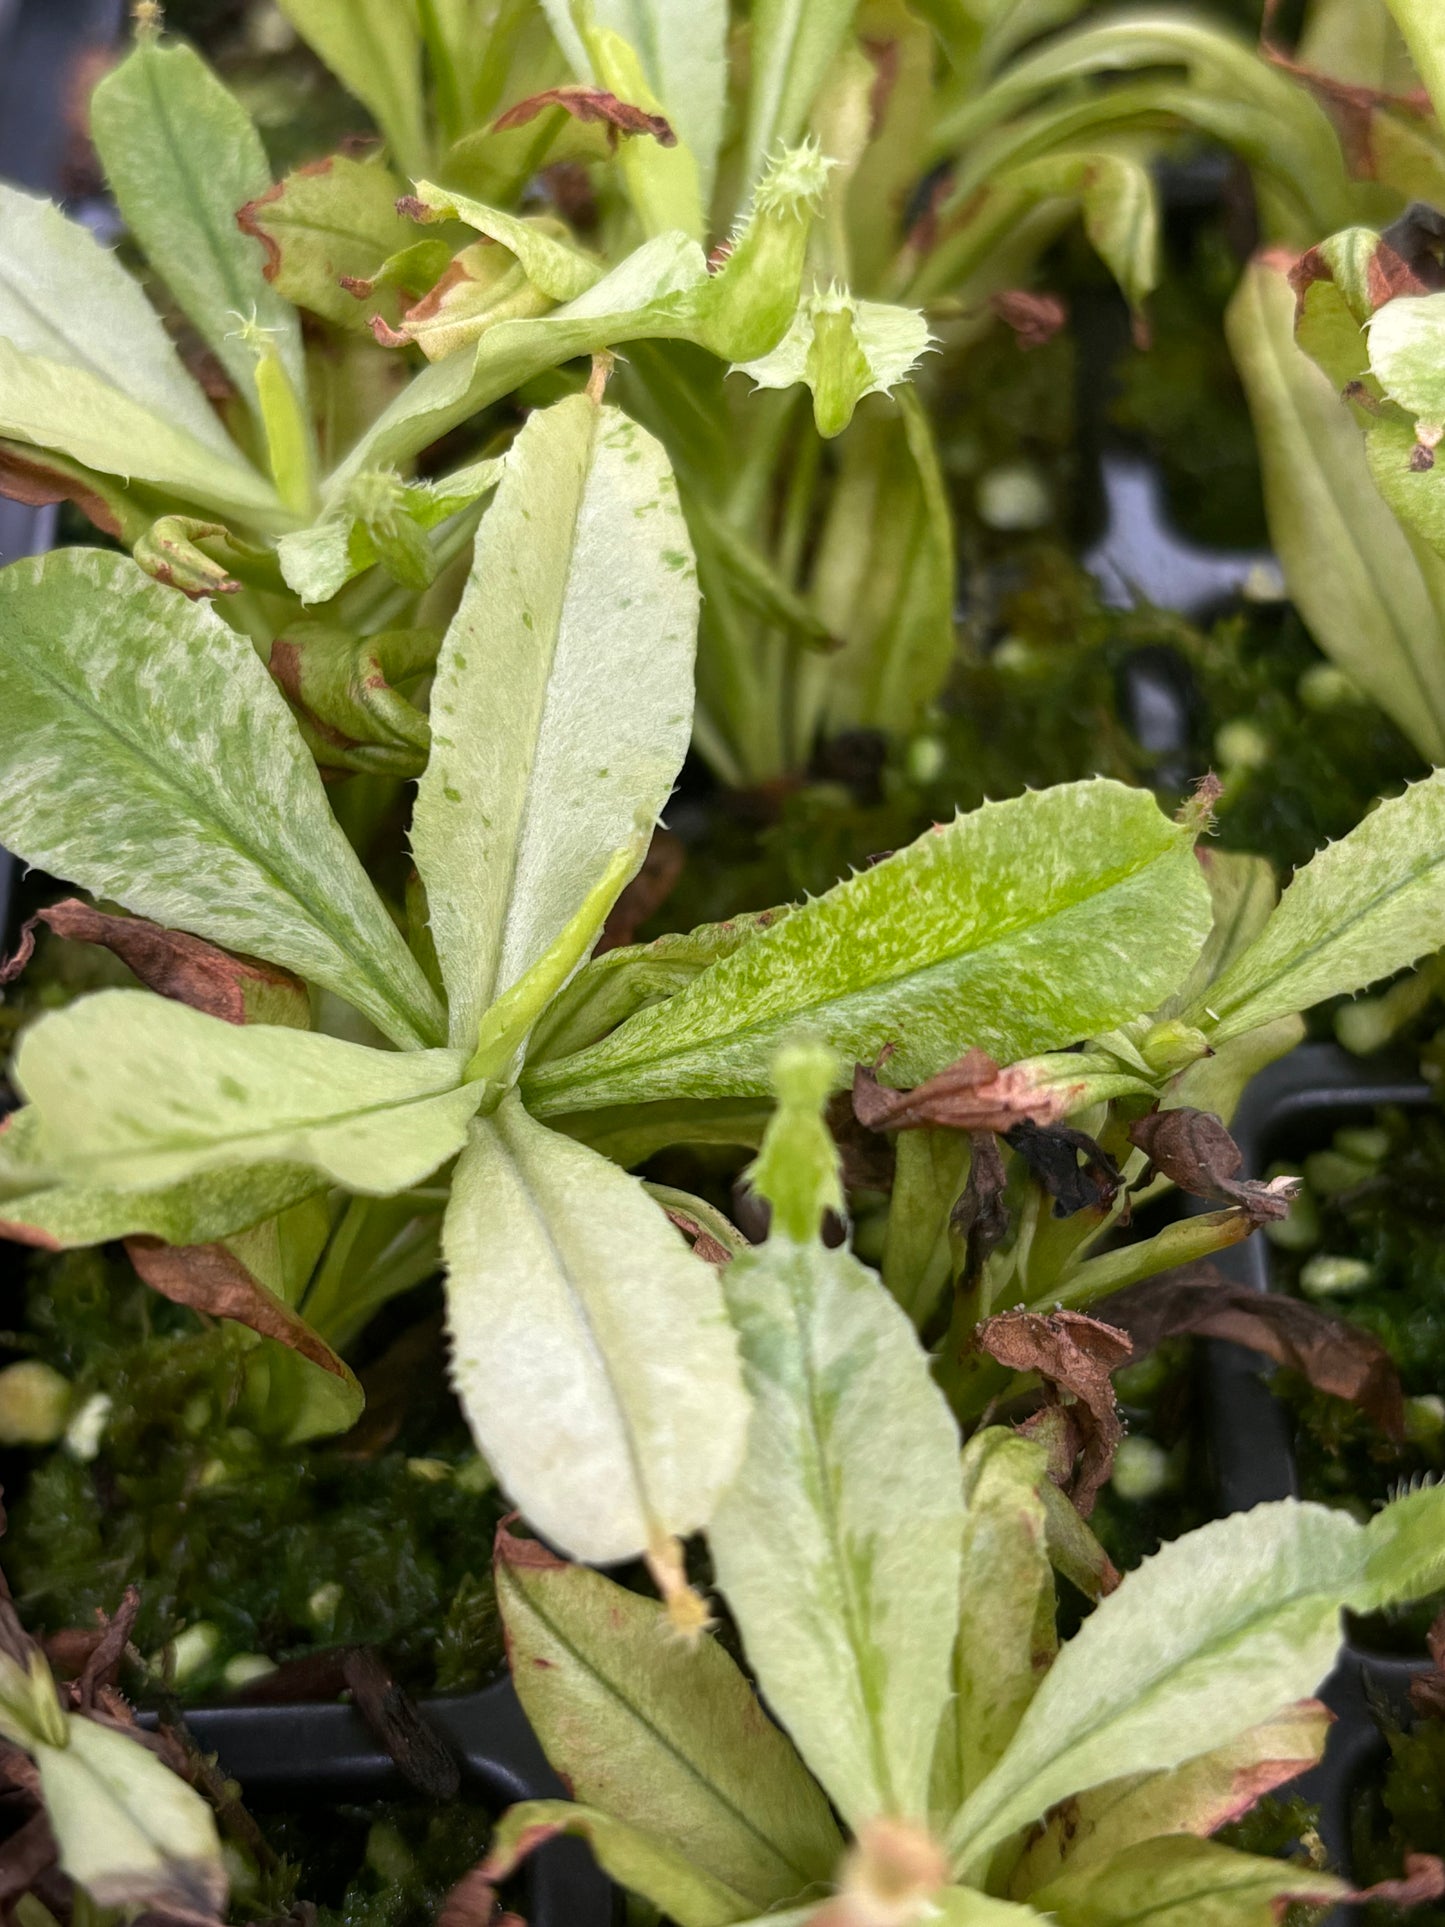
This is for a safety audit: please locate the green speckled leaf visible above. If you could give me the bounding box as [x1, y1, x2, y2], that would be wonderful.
[1368, 290, 1445, 418]
[444, 1096, 746, 1563]
[496, 1541, 840, 1913]
[91, 35, 305, 419]
[708, 1054, 964, 1829]
[0, 549, 444, 1048]
[15, 990, 476, 1193]
[526, 779, 1212, 1113]
[948, 1500, 1400, 1871]
[1186, 770, 1445, 1044]
[413, 394, 697, 1059]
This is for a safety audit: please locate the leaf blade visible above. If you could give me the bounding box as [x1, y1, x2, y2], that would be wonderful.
[444, 1097, 747, 1563]
[0, 548, 444, 1047]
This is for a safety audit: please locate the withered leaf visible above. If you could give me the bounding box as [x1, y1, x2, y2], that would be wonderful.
[975, 1309, 1132, 1516]
[0, 445, 121, 538]
[827, 1088, 897, 1193]
[74, 1587, 140, 1711]
[661, 1208, 733, 1268]
[951, 1128, 1009, 1288]
[438, 1864, 507, 1927]
[1098, 1265, 1406, 1439]
[597, 828, 684, 953]
[1, 900, 308, 1027]
[1006, 1120, 1121, 1219]
[124, 1241, 352, 1387]
[493, 86, 677, 147]
[1354, 1856, 1445, 1906]
[990, 289, 1068, 349]
[852, 1046, 1067, 1134]
[1129, 1107, 1298, 1224]
[341, 1648, 460, 1802]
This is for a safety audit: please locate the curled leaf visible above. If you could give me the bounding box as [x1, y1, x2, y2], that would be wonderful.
[132, 516, 243, 599]
[1128, 1107, 1299, 1223]
[270, 622, 434, 777]
[494, 85, 677, 146]
[1096, 1265, 1406, 1440]
[952, 1130, 1010, 1289]
[853, 1047, 1067, 1134]
[1, 900, 309, 1028]
[975, 1310, 1132, 1516]
[1006, 1121, 1122, 1219]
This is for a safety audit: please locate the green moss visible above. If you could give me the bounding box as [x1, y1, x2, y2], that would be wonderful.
[4, 1250, 504, 1699]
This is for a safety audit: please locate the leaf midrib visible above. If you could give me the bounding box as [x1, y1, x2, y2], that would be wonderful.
[10, 609, 429, 1046]
[954, 1578, 1348, 1861]
[1213, 831, 1445, 1031]
[514, 1573, 825, 1899]
[541, 828, 1187, 1090]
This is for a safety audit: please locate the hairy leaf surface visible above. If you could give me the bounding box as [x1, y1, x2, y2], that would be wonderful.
[527, 780, 1211, 1112]
[444, 1098, 746, 1563]
[15, 991, 476, 1192]
[496, 1537, 840, 1911]
[0, 549, 444, 1047]
[1185, 771, 1445, 1044]
[947, 1499, 1412, 1870]
[709, 1049, 963, 1828]
[413, 394, 696, 1057]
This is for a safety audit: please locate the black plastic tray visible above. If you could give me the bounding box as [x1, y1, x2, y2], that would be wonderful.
[1198, 1042, 1436, 1905]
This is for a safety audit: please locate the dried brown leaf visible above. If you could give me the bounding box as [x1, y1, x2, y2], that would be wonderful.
[853, 1047, 1068, 1134]
[493, 86, 676, 146]
[1410, 1610, 1445, 1720]
[438, 1864, 507, 1927]
[0, 1809, 58, 1905]
[341, 1649, 460, 1801]
[951, 1128, 1010, 1288]
[124, 1241, 351, 1386]
[1098, 1265, 1406, 1439]
[0, 445, 121, 538]
[989, 290, 1068, 349]
[74, 1586, 140, 1711]
[1007, 1120, 1122, 1219]
[1130, 1107, 1298, 1223]
[1353, 1855, 1445, 1905]
[661, 1208, 733, 1267]
[976, 1309, 1132, 1515]
[1, 900, 307, 1027]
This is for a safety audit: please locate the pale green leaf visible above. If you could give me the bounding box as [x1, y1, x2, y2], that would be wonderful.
[580, 25, 706, 241]
[933, 1430, 1055, 1822]
[405, 180, 602, 300]
[1027, 1835, 1346, 1925]
[495, 1541, 841, 1914]
[485, 1803, 753, 1927]
[1360, 1474, 1445, 1608]
[743, 0, 857, 191]
[1185, 771, 1445, 1045]
[709, 1064, 964, 1828]
[0, 337, 282, 526]
[882, 1127, 969, 1328]
[16, 990, 477, 1193]
[998, 148, 1157, 310]
[1385, 0, 1445, 114]
[91, 36, 305, 418]
[528, 908, 790, 1066]
[1010, 1702, 1331, 1894]
[413, 394, 697, 1058]
[444, 1097, 747, 1562]
[732, 286, 933, 438]
[948, 1501, 1372, 1871]
[0, 184, 238, 461]
[327, 146, 829, 492]
[37, 1715, 225, 1916]
[275, 0, 428, 173]
[794, 386, 955, 741]
[1229, 257, 1445, 762]
[1369, 291, 1445, 418]
[237, 151, 416, 331]
[526, 779, 1212, 1113]
[934, 1892, 1043, 1926]
[277, 457, 503, 603]
[541, 0, 728, 206]
[0, 549, 445, 1048]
